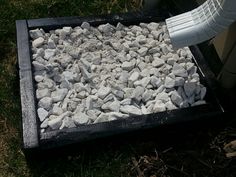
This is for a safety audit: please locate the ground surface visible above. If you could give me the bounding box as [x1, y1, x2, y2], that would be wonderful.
[0, 0, 236, 177]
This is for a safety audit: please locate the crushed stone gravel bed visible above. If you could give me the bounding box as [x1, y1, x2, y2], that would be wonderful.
[30, 22, 207, 132]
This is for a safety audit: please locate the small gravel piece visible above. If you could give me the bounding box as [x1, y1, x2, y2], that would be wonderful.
[48, 117, 62, 130]
[38, 97, 52, 110]
[37, 108, 48, 122]
[32, 37, 44, 48]
[164, 76, 175, 88]
[51, 88, 68, 102]
[30, 29, 44, 39]
[172, 63, 188, 77]
[73, 112, 90, 125]
[171, 91, 183, 107]
[97, 86, 111, 99]
[36, 88, 51, 99]
[152, 58, 165, 68]
[153, 100, 166, 112]
[129, 72, 140, 83]
[184, 82, 196, 97]
[120, 105, 142, 115]
[121, 61, 136, 71]
[44, 49, 56, 60]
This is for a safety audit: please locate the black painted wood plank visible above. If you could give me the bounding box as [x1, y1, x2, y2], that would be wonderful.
[40, 103, 222, 149]
[16, 20, 39, 149]
[27, 12, 167, 31]
[16, 20, 32, 71]
[19, 70, 39, 148]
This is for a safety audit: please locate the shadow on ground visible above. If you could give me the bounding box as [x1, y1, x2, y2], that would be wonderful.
[24, 123, 236, 177]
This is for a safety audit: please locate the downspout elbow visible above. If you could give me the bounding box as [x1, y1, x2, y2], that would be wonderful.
[166, 0, 236, 48]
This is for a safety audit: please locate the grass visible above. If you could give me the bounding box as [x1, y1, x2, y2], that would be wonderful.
[0, 0, 236, 177]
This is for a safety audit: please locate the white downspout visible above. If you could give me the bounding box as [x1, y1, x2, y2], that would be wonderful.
[166, 0, 236, 48]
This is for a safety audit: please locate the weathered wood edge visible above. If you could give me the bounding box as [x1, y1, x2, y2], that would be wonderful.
[40, 103, 223, 149]
[27, 11, 167, 30]
[16, 20, 39, 149]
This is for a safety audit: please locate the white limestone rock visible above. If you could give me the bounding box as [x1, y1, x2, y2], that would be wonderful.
[86, 109, 101, 121]
[121, 61, 136, 71]
[136, 35, 147, 44]
[167, 57, 176, 65]
[81, 22, 90, 30]
[172, 63, 188, 77]
[131, 86, 145, 102]
[164, 76, 175, 88]
[152, 58, 165, 68]
[35, 75, 44, 82]
[51, 88, 68, 102]
[32, 61, 45, 71]
[98, 23, 114, 34]
[153, 100, 166, 112]
[165, 101, 177, 110]
[36, 88, 51, 99]
[149, 47, 160, 54]
[73, 112, 90, 125]
[147, 22, 159, 31]
[38, 97, 53, 110]
[62, 27, 72, 35]
[120, 105, 142, 115]
[102, 100, 120, 112]
[77, 91, 87, 99]
[155, 85, 165, 95]
[32, 37, 44, 48]
[30, 29, 44, 39]
[128, 71, 140, 83]
[184, 82, 196, 97]
[112, 90, 124, 99]
[119, 71, 129, 83]
[48, 112, 70, 130]
[94, 113, 109, 123]
[37, 108, 48, 122]
[175, 77, 185, 86]
[60, 117, 76, 129]
[140, 68, 151, 77]
[156, 92, 169, 103]
[141, 105, 149, 114]
[160, 44, 169, 55]
[48, 38, 56, 49]
[103, 93, 114, 103]
[137, 47, 148, 57]
[192, 100, 206, 106]
[171, 91, 183, 107]
[108, 112, 129, 120]
[97, 86, 111, 99]
[134, 77, 151, 88]
[51, 104, 64, 115]
[120, 98, 132, 105]
[48, 116, 62, 130]
[40, 119, 48, 129]
[62, 71, 76, 82]
[150, 76, 162, 88]
[142, 89, 153, 103]
[44, 49, 56, 60]
[151, 30, 163, 39]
